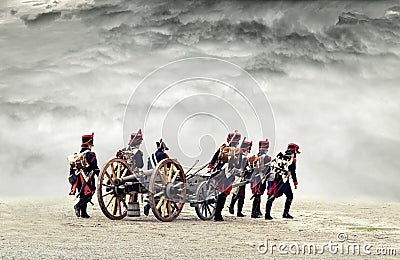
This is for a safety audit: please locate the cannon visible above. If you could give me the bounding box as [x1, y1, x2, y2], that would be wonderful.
[97, 151, 218, 221]
[185, 172, 218, 220]
[97, 156, 185, 222]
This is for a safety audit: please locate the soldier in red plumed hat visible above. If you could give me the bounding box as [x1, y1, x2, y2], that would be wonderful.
[265, 142, 301, 220]
[228, 140, 253, 217]
[250, 138, 272, 218]
[207, 130, 242, 221]
[68, 132, 100, 218]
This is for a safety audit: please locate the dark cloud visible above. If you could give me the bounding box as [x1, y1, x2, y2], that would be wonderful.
[0, 0, 399, 200]
[20, 11, 61, 27]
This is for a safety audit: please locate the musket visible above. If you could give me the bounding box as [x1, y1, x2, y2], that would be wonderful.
[230, 137, 250, 194]
[186, 161, 208, 180]
[253, 164, 293, 201]
[249, 161, 272, 200]
[228, 130, 240, 147]
[184, 159, 199, 177]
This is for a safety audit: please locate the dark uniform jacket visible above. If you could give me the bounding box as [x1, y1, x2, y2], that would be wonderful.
[70, 147, 99, 196]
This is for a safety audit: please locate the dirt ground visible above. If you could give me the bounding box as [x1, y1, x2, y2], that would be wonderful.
[1, 195, 399, 259]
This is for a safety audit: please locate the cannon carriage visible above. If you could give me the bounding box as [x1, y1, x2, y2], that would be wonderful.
[96, 150, 218, 222]
[185, 172, 218, 220]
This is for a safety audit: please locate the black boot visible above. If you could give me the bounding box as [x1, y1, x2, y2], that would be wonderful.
[144, 204, 151, 216]
[256, 196, 262, 217]
[282, 198, 293, 219]
[214, 193, 227, 221]
[237, 198, 245, 217]
[282, 212, 293, 219]
[251, 195, 260, 218]
[74, 204, 81, 218]
[251, 196, 260, 218]
[265, 198, 274, 220]
[143, 194, 151, 216]
[80, 203, 90, 218]
[228, 194, 237, 215]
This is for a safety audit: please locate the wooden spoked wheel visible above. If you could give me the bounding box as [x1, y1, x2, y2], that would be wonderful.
[149, 158, 186, 222]
[97, 158, 132, 220]
[195, 180, 218, 220]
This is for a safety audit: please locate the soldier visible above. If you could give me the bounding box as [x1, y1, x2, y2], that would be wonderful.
[207, 131, 241, 221]
[119, 129, 144, 169]
[147, 139, 169, 169]
[143, 139, 170, 216]
[250, 138, 271, 218]
[115, 129, 145, 208]
[265, 143, 301, 220]
[228, 140, 253, 217]
[69, 132, 100, 218]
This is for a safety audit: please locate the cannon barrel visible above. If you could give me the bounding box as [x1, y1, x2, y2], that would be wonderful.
[113, 175, 138, 186]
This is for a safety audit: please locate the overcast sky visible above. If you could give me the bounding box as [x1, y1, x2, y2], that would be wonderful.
[0, 0, 399, 200]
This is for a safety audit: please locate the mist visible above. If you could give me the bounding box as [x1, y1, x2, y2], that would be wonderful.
[0, 0, 399, 201]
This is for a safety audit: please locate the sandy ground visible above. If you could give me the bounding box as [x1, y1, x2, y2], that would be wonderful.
[1, 195, 399, 259]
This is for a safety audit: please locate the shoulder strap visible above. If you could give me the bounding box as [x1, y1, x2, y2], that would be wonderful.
[131, 148, 139, 155]
[151, 153, 157, 168]
[79, 150, 89, 157]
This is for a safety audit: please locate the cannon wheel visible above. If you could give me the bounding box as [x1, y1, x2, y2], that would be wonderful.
[195, 180, 218, 220]
[97, 158, 132, 220]
[149, 158, 186, 222]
